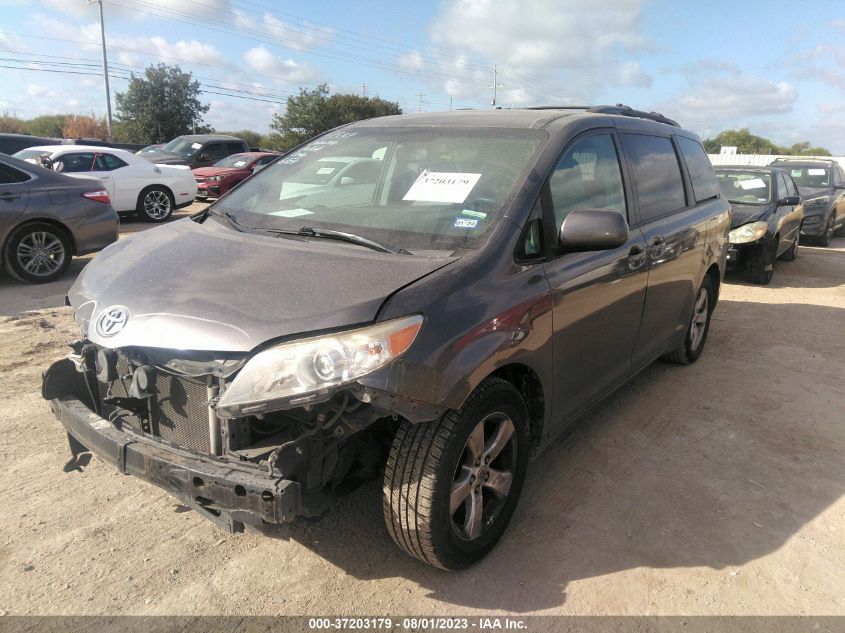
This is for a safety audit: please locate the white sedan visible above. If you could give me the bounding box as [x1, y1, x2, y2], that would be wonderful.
[13, 145, 197, 222]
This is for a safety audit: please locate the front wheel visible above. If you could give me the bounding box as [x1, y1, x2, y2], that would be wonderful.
[817, 216, 834, 247]
[748, 240, 775, 285]
[137, 186, 174, 222]
[662, 275, 715, 365]
[778, 234, 798, 262]
[382, 377, 530, 569]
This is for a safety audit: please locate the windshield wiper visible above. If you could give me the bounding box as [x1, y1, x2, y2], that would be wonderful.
[287, 227, 412, 255]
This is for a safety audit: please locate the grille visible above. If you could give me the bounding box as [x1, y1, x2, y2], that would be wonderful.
[98, 355, 211, 453]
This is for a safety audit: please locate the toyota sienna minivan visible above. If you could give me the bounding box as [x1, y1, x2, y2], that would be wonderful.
[43, 105, 730, 570]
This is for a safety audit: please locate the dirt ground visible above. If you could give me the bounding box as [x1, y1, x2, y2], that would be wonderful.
[0, 207, 843, 616]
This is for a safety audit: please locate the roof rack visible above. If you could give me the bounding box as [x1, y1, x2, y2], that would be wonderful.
[770, 157, 835, 163]
[586, 104, 679, 127]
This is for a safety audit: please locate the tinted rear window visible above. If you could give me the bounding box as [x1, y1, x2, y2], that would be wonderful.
[622, 134, 687, 222]
[0, 161, 30, 184]
[677, 136, 720, 203]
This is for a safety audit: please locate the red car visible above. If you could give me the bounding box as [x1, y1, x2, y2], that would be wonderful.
[193, 152, 279, 199]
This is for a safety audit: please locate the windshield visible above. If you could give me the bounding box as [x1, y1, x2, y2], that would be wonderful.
[12, 148, 52, 161]
[162, 137, 201, 158]
[780, 165, 831, 187]
[214, 154, 254, 168]
[217, 127, 545, 254]
[716, 170, 772, 205]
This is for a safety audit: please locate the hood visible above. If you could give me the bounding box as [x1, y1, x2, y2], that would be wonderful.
[144, 150, 188, 165]
[193, 166, 244, 177]
[69, 218, 456, 352]
[729, 203, 771, 228]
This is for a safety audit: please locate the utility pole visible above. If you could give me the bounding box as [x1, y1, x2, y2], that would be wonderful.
[490, 65, 504, 108]
[416, 91, 425, 112]
[449, 96, 453, 111]
[89, 0, 113, 140]
[361, 83, 367, 97]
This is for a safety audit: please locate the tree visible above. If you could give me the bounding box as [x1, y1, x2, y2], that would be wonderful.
[219, 129, 262, 148]
[268, 84, 401, 151]
[114, 63, 210, 144]
[703, 128, 831, 156]
[63, 113, 109, 140]
[0, 112, 27, 134]
[26, 114, 68, 138]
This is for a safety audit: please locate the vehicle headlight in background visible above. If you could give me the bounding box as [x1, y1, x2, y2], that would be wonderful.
[217, 315, 424, 412]
[728, 221, 768, 244]
[803, 215, 823, 225]
[803, 195, 830, 208]
[207, 175, 225, 182]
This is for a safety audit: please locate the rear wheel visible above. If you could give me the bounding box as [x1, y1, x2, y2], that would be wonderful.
[137, 186, 174, 222]
[663, 275, 715, 365]
[748, 240, 775, 284]
[383, 377, 530, 569]
[3, 222, 72, 284]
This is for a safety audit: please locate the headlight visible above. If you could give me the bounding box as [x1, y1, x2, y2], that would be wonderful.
[728, 221, 768, 244]
[217, 315, 424, 412]
[804, 195, 830, 208]
[803, 215, 823, 225]
[208, 175, 225, 182]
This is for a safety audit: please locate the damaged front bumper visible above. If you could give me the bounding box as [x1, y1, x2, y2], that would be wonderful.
[44, 359, 301, 533]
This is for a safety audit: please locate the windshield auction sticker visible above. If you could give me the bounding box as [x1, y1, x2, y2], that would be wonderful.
[403, 170, 482, 203]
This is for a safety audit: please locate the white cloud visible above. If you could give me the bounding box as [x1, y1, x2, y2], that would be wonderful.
[24, 83, 59, 99]
[243, 46, 321, 85]
[655, 66, 797, 136]
[118, 36, 229, 68]
[233, 10, 333, 52]
[617, 62, 653, 88]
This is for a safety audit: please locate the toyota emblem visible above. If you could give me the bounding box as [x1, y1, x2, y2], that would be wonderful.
[96, 306, 129, 337]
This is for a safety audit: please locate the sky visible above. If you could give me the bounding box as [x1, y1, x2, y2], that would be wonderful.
[1, 0, 845, 152]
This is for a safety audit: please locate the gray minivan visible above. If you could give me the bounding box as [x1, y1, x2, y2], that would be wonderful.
[43, 106, 730, 569]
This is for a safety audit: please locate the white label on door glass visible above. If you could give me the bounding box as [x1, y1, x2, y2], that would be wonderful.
[403, 170, 482, 203]
[738, 178, 766, 190]
[808, 168, 826, 175]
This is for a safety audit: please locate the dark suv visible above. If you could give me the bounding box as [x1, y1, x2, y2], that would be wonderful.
[143, 134, 250, 169]
[43, 106, 730, 569]
[768, 158, 845, 246]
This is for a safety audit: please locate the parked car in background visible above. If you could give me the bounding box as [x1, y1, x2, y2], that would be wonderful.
[0, 152, 118, 283]
[715, 166, 804, 284]
[135, 144, 163, 155]
[768, 158, 845, 246]
[142, 134, 250, 170]
[13, 145, 197, 222]
[0, 133, 61, 156]
[193, 152, 279, 200]
[42, 105, 729, 569]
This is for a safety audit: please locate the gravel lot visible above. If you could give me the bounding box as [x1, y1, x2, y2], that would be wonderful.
[0, 205, 843, 616]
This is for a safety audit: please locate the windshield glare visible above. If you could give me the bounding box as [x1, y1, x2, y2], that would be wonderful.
[217, 127, 545, 254]
[12, 148, 51, 161]
[162, 138, 200, 157]
[214, 154, 253, 168]
[781, 166, 831, 187]
[716, 171, 772, 205]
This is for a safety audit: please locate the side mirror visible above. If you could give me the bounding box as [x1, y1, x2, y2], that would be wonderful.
[339, 176, 355, 186]
[778, 196, 800, 206]
[559, 208, 629, 250]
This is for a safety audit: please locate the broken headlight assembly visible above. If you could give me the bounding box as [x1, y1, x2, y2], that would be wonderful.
[728, 221, 768, 244]
[217, 314, 424, 414]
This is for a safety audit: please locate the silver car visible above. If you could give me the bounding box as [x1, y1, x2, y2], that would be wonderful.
[0, 153, 118, 284]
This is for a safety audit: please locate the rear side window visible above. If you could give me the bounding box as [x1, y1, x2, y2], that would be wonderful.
[0, 162, 30, 184]
[96, 153, 128, 171]
[204, 143, 227, 160]
[622, 134, 686, 222]
[548, 133, 627, 227]
[676, 136, 720, 202]
[227, 142, 246, 154]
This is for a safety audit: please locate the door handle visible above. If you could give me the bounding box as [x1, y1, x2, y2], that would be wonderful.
[0, 192, 21, 202]
[628, 244, 646, 270]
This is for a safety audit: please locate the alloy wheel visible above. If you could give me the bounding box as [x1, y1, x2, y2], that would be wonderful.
[143, 190, 171, 220]
[15, 231, 66, 278]
[689, 286, 709, 351]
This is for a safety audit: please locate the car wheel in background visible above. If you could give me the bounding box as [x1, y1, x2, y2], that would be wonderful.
[834, 219, 845, 238]
[137, 186, 174, 223]
[383, 377, 530, 570]
[3, 222, 72, 284]
[663, 274, 715, 365]
[748, 240, 776, 285]
[817, 217, 834, 247]
[778, 235, 799, 262]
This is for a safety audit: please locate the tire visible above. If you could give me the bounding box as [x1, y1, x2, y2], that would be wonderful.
[748, 240, 775, 285]
[3, 222, 72, 284]
[662, 275, 715, 365]
[817, 216, 833, 247]
[834, 218, 845, 238]
[136, 186, 174, 222]
[382, 377, 530, 570]
[778, 234, 798, 262]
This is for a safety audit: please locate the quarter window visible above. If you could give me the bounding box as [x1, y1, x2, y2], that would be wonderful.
[0, 162, 30, 184]
[622, 134, 687, 222]
[96, 153, 127, 171]
[548, 133, 627, 228]
[676, 136, 720, 203]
